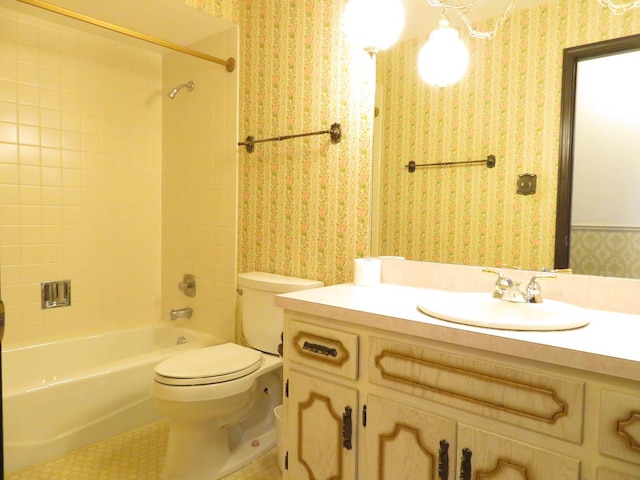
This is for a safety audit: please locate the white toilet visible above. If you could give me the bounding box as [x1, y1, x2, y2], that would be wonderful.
[152, 271, 323, 480]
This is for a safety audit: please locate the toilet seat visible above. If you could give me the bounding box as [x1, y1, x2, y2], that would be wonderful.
[154, 343, 264, 387]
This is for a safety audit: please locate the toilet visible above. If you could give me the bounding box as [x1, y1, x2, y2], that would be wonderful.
[152, 271, 323, 480]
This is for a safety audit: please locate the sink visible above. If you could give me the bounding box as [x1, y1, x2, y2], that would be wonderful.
[417, 291, 591, 331]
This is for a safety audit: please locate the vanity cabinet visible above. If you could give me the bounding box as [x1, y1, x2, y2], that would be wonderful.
[282, 311, 639, 480]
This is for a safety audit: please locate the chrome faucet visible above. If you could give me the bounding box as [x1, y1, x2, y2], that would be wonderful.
[483, 269, 555, 303]
[170, 307, 193, 320]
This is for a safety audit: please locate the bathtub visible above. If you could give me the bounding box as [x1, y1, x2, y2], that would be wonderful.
[2, 324, 224, 474]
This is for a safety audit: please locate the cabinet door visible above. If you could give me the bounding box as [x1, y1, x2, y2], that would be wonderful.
[363, 395, 457, 480]
[457, 424, 580, 480]
[599, 390, 640, 466]
[286, 371, 357, 480]
[597, 467, 640, 480]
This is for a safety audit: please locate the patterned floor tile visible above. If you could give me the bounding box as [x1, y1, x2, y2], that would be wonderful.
[6, 421, 281, 480]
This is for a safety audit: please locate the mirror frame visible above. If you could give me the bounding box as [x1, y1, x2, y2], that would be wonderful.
[554, 33, 640, 269]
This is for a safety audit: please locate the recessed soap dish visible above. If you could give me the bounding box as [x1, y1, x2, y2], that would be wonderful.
[41, 280, 71, 309]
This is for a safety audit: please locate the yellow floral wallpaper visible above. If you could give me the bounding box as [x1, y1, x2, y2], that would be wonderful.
[178, 0, 239, 23]
[236, 1, 374, 285]
[376, 0, 640, 270]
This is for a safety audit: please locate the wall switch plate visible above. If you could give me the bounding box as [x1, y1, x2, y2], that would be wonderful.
[517, 173, 537, 195]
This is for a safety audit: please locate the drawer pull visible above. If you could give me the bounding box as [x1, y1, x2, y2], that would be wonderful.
[459, 448, 472, 480]
[342, 406, 353, 450]
[438, 439, 449, 480]
[303, 341, 338, 358]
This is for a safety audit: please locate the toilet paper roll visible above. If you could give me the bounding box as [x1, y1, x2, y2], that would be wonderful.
[353, 258, 381, 286]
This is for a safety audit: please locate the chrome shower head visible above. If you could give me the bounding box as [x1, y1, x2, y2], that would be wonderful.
[167, 81, 194, 99]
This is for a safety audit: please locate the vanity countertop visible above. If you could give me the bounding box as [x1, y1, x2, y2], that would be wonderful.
[276, 282, 640, 383]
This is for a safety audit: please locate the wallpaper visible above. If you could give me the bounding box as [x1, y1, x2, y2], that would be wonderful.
[236, 1, 375, 285]
[376, 0, 640, 270]
[179, 0, 239, 23]
[571, 228, 640, 278]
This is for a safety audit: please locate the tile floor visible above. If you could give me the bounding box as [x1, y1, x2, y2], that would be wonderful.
[6, 421, 282, 480]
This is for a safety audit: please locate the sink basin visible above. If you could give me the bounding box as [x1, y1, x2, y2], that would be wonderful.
[417, 292, 591, 331]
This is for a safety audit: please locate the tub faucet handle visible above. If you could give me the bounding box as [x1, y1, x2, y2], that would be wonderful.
[178, 274, 196, 297]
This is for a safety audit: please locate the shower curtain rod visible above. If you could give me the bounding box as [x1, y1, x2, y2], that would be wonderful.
[405, 155, 496, 172]
[16, 0, 236, 72]
[238, 123, 342, 153]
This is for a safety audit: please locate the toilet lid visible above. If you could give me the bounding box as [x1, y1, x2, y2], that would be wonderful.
[154, 343, 263, 386]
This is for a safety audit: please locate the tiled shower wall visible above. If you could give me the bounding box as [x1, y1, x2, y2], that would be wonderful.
[161, 31, 238, 341]
[0, 6, 162, 345]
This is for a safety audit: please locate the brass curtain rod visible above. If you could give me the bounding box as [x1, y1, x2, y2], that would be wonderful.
[238, 123, 342, 153]
[405, 155, 496, 172]
[16, 0, 235, 72]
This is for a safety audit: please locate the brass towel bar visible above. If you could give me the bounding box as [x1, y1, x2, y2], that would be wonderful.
[405, 155, 496, 172]
[238, 123, 342, 153]
[15, 0, 235, 71]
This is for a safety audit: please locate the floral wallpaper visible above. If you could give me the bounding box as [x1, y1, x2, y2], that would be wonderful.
[376, 0, 640, 270]
[236, 1, 374, 285]
[179, 0, 239, 23]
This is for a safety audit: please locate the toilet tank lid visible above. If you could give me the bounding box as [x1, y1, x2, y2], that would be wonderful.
[238, 271, 324, 293]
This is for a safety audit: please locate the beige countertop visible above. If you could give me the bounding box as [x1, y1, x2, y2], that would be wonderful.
[276, 282, 640, 383]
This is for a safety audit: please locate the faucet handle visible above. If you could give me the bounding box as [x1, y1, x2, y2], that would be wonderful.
[482, 268, 512, 298]
[526, 274, 556, 303]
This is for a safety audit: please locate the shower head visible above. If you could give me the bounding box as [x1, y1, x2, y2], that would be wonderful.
[167, 81, 194, 99]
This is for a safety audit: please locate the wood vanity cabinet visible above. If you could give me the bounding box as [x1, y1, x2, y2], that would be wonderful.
[282, 312, 640, 480]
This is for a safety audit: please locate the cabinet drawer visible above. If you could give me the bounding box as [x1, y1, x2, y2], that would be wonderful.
[600, 390, 640, 465]
[369, 336, 584, 443]
[288, 320, 359, 380]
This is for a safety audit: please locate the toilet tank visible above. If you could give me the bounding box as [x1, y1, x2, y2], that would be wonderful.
[238, 272, 323, 354]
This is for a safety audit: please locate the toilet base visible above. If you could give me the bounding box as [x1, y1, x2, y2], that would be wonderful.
[218, 427, 276, 478]
[161, 420, 276, 480]
[157, 361, 283, 480]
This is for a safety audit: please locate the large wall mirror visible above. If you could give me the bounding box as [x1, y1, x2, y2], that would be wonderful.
[555, 34, 640, 278]
[372, 0, 640, 276]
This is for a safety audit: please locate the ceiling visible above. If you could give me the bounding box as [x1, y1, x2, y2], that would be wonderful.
[399, 0, 552, 41]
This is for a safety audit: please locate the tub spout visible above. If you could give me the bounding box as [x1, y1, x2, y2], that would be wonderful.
[170, 307, 193, 320]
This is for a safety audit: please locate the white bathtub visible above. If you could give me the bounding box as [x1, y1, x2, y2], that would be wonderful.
[2, 324, 224, 474]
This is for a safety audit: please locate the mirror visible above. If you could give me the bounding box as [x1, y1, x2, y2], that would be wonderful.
[373, 1, 640, 274]
[554, 33, 640, 278]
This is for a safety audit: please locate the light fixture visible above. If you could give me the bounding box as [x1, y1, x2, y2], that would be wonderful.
[342, 0, 405, 56]
[417, 18, 469, 87]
